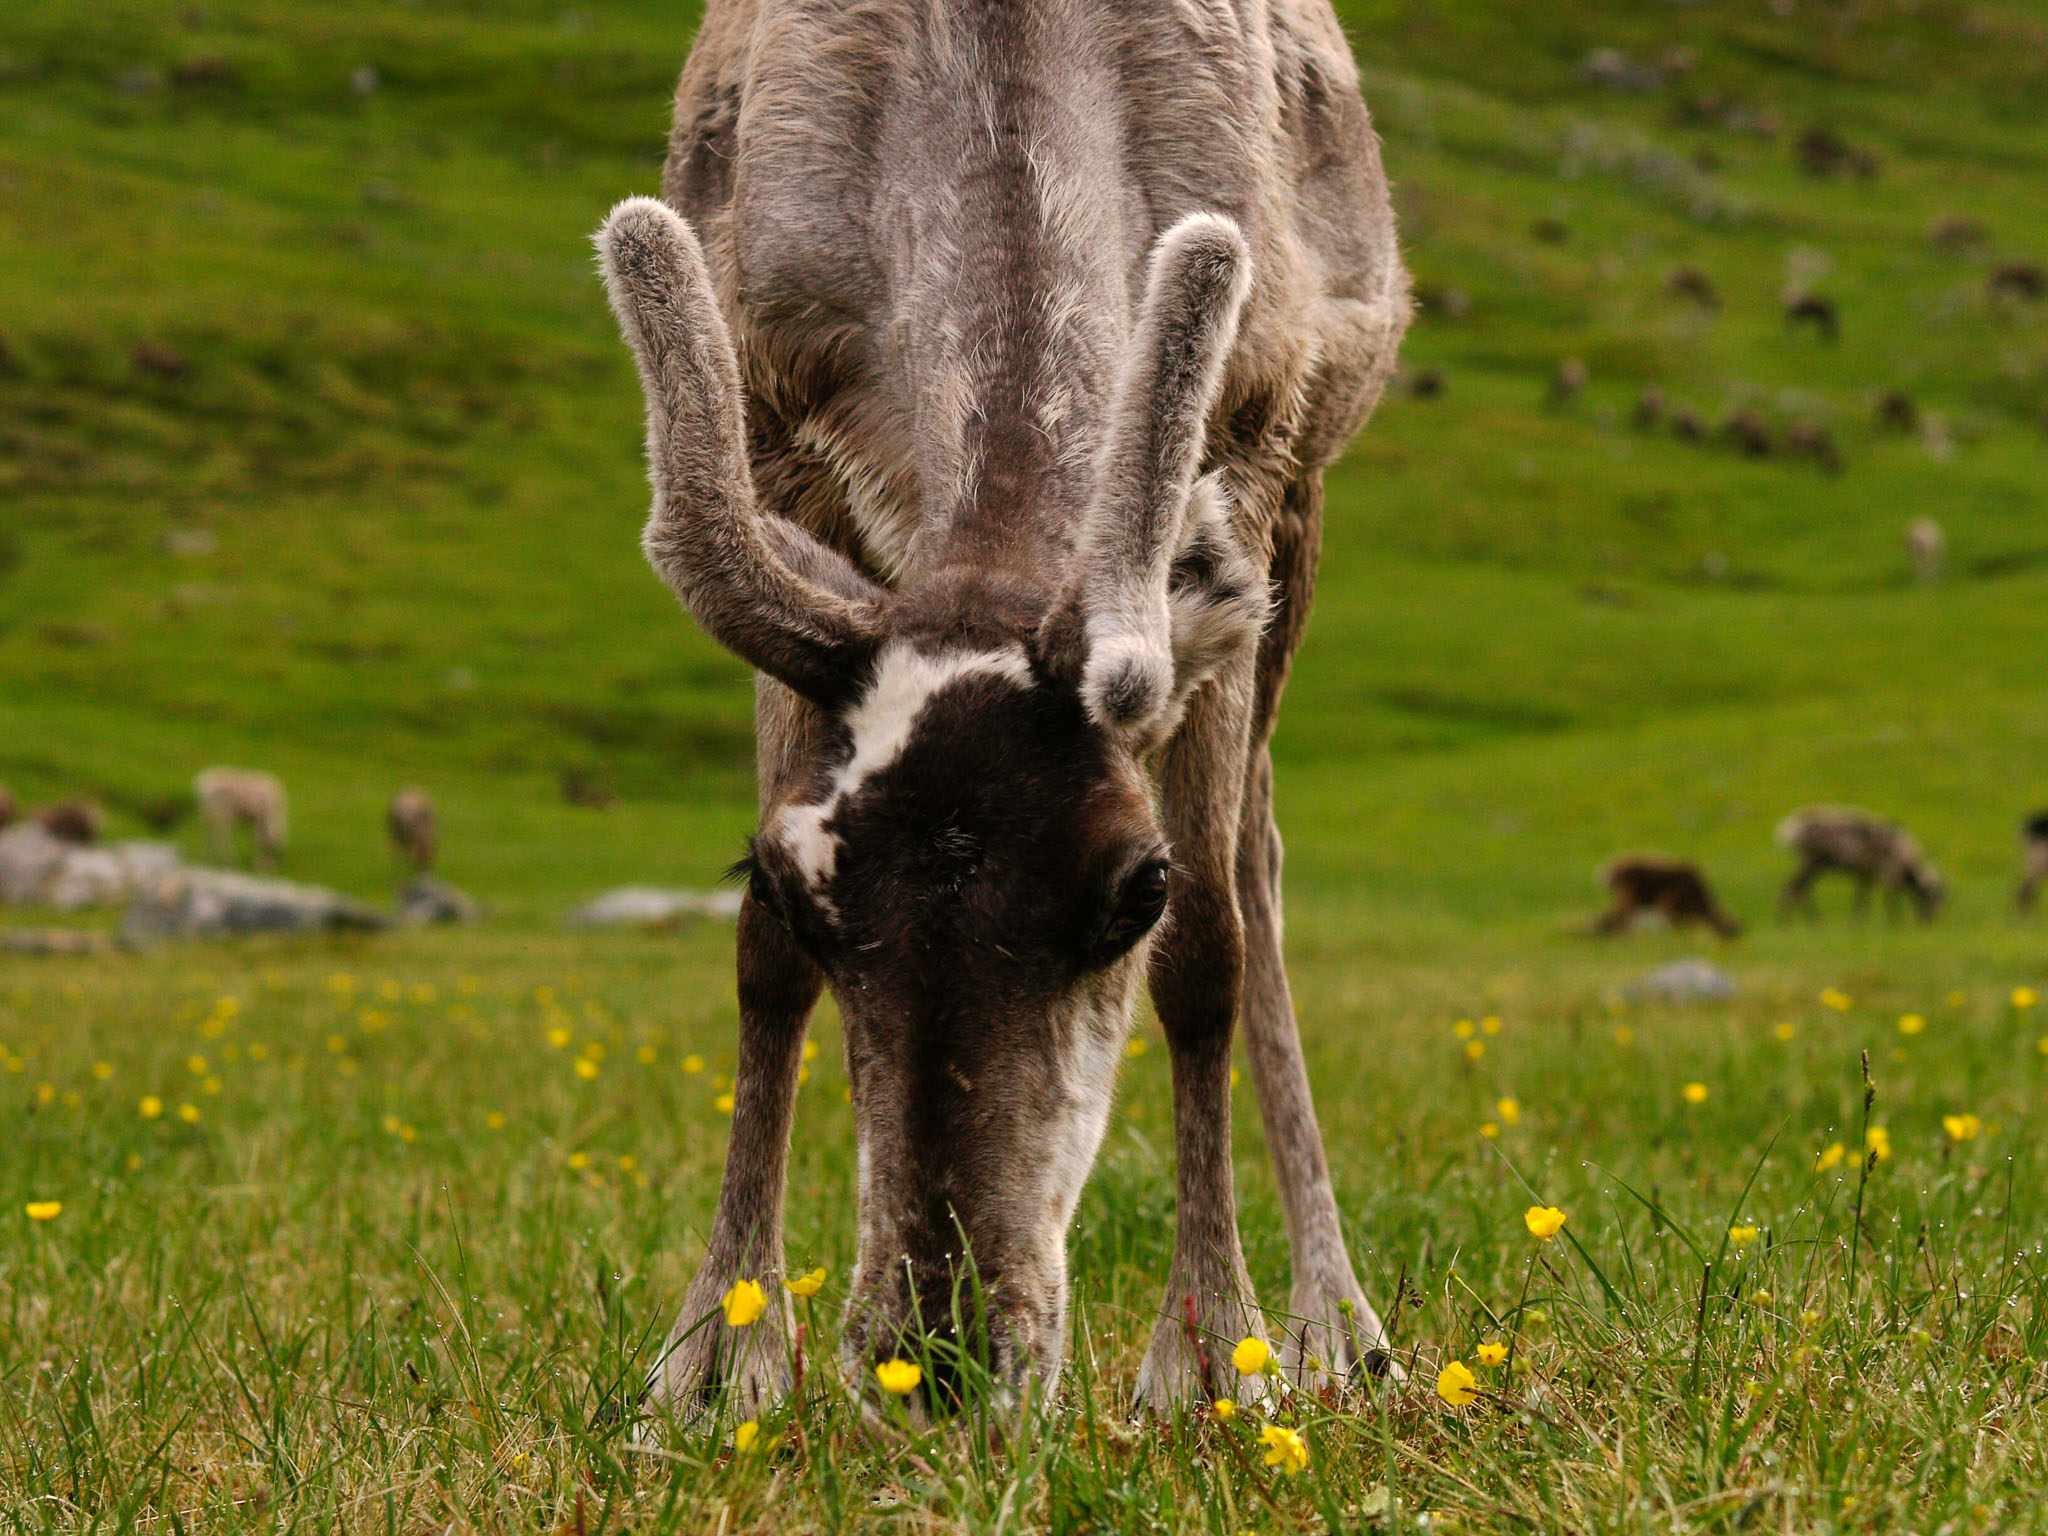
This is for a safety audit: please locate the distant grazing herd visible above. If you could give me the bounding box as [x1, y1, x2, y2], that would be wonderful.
[2, 773, 2044, 939]
[1598, 803, 2048, 938]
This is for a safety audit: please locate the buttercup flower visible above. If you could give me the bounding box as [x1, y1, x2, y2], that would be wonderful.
[1435, 1359, 1479, 1407]
[1259, 1424, 1310, 1473]
[574, 1058, 599, 1080]
[733, 1420, 760, 1453]
[1463, 1040, 1485, 1061]
[1942, 1113, 1983, 1142]
[1815, 1141, 1846, 1172]
[1211, 1398, 1235, 1420]
[1866, 1126, 1891, 1161]
[715, 1091, 736, 1114]
[1524, 1205, 1567, 1240]
[1481, 1015, 1502, 1036]
[1682, 1082, 1709, 1105]
[1232, 1336, 1271, 1375]
[1773, 1022, 1796, 1042]
[1453, 1020, 1475, 1040]
[25, 1201, 61, 1222]
[139, 1095, 163, 1119]
[1479, 1122, 1500, 1140]
[2013, 987, 2038, 1010]
[1729, 1224, 1759, 1245]
[785, 1266, 827, 1298]
[722, 1279, 767, 1328]
[684, 1054, 706, 1074]
[1898, 1014, 1925, 1036]
[1820, 988, 1852, 1011]
[1475, 1341, 1507, 1367]
[1496, 1097, 1521, 1127]
[875, 1358, 922, 1395]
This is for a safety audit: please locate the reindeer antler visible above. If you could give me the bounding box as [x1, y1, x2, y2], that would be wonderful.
[1056, 213, 1256, 734]
[597, 197, 882, 705]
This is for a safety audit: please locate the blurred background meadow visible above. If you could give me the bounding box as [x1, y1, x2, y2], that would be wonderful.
[2, 0, 2047, 1530]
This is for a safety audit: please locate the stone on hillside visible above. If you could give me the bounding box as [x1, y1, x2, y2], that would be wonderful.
[567, 886, 743, 928]
[123, 868, 388, 943]
[1628, 957, 1737, 1002]
[397, 874, 480, 927]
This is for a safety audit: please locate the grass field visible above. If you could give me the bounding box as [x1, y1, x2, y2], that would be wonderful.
[4, 0, 2048, 1530]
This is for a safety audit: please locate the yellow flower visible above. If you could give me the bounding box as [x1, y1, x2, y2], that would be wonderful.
[785, 1266, 827, 1298]
[1226, 1335, 1271, 1375]
[1258, 1424, 1310, 1474]
[574, 1058, 600, 1080]
[1815, 1141, 1846, 1172]
[546, 1026, 572, 1049]
[1496, 1097, 1521, 1127]
[1612, 1025, 1634, 1047]
[1800, 1309, 1824, 1330]
[185, 1054, 207, 1076]
[1475, 1341, 1507, 1367]
[722, 1279, 767, 1328]
[2014, 987, 2039, 1010]
[1463, 1040, 1485, 1061]
[1769, 1022, 1793, 1042]
[1435, 1359, 1479, 1407]
[636, 1045, 658, 1065]
[1865, 1125, 1891, 1161]
[802, 1039, 820, 1063]
[1125, 1037, 1147, 1058]
[1479, 1122, 1500, 1140]
[1524, 1205, 1567, 1240]
[1729, 1224, 1759, 1245]
[732, 1420, 761, 1453]
[247, 1041, 268, 1061]
[1211, 1398, 1235, 1420]
[1682, 1082, 1708, 1105]
[1820, 988, 1852, 1011]
[684, 1054, 706, 1075]
[1942, 1113, 1983, 1143]
[1481, 1015, 1502, 1036]
[1453, 1019, 1475, 1040]
[91, 1061, 114, 1080]
[177, 1103, 201, 1123]
[715, 1091, 736, 1114]
[139, 1095, 163, 1119]
[566, 1151, 591, 1171]
[1898, 1014, 1925, 1036]
[875, 1358, 922, 1395]
[382, 1113, 402, 1135]
[25, 1201, 61, 1222]
[486, 1110, 507, 1130]
[1749, 1289, 1772, 1305]
[617, 1155, 637, 1173]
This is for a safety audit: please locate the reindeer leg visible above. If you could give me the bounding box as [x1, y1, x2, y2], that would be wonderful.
[646, 681, 824, 1422]
[1239, 742, 1400, 1387]
[1134, 650, 1269, 1411]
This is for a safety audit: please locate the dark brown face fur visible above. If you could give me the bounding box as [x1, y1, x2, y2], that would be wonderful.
[742, 619, 1168, 1391]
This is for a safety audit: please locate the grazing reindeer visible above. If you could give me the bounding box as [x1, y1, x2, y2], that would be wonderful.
[387, 786, 438, 872]
[596, 0, 1409, 1418]
[2016, 810, 2048, 915]
[194, 767, 287, 870]
[1777, 806, 1944, 923]
[1593, 856, 1741, 939]
[1906, 516, 1946, 584]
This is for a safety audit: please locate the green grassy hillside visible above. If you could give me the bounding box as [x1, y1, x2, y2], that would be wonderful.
[4, 0, 2047, 924]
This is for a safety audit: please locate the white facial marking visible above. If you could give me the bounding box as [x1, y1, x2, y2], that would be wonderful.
[773, 641, 1034, 899]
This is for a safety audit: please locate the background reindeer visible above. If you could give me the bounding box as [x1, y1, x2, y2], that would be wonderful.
[1592, 856, 1741, 938]
[599, 0, 1409, 1419]
[2017, 809, 2048, 915]
[194, 767, 288, 870]
[387, 786, 437, 873]
[1777, 805, 1945, 922]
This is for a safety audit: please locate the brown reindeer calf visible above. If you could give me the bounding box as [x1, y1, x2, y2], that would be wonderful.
[2016, 810, 2048, 915]
[387, 786, 437, 872]
[1776, 805, 1944, 922]
[1593, 856, 1741, 938]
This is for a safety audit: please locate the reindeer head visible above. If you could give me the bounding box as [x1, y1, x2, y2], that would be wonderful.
[599, 198, 1269, 1396]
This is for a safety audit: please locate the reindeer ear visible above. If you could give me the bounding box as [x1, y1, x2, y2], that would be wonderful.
[1154, 473, 1272, 734]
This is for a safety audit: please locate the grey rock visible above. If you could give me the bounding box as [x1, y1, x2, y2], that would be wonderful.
[397, 874, 479, 927]
[567, 885, 743, 928]
[123, 868, 387, 942]
[1628, 957, 1737, 1002]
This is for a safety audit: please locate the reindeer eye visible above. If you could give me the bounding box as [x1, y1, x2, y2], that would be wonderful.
[1095, 859, 1170, 962]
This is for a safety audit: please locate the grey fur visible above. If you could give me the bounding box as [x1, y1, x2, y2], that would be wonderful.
[599, 0, 1409, 1417]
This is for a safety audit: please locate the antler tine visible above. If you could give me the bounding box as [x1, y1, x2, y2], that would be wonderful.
[597, 196, 881, 705]
[1070, 212, 1253, 733]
